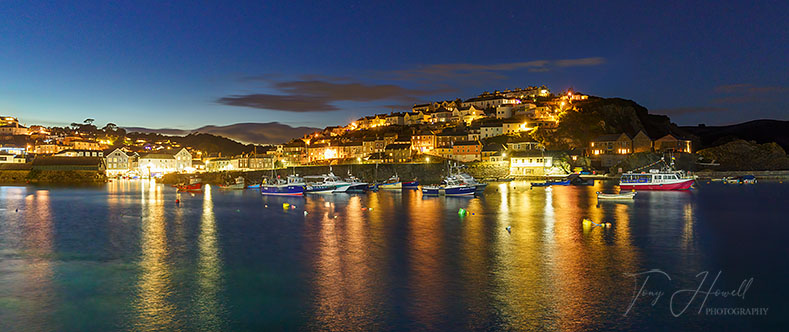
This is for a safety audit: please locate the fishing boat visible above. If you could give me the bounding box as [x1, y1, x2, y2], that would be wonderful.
[723, 175, 757, 184]
[619, 169, 694, 190]
[422, 177, 476, 196]
[402, 180, 420, 189]
[530, 178, 571, 187]
[344, 173, 369, 192]
[261, 175, 305, 196]
[219, 176, 245, 190]
[448, 164, 486, 192]
[177, 177, 203, 192]
[453, 172, 487, 192]
[619, 156, 695, 190]
[378, 174, 402, 190]
[596, 191, 636, 199]
[304, 173, 353, 193]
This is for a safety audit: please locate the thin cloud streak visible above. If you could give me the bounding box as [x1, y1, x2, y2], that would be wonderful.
[217, 94, 338, 112]
[218, 78, 439, 112]
[219, 57, 605, 112]
[388, 57, 605, 81]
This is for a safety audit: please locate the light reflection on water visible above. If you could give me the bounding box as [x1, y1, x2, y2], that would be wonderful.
[0, 180, 786, 331]
[134, 179, 177, 331]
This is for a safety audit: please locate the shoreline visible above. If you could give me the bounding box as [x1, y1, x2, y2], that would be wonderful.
[3, 168, 788, 186]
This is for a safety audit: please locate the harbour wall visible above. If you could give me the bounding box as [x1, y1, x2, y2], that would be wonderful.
[695, 170, 789, 179]
[0, 170, 107, 185]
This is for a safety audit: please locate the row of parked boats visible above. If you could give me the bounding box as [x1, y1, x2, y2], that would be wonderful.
[257, 170, 486, 197]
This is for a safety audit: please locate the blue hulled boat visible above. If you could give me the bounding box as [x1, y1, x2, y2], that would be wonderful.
[422, 177, 476, 196]
[261, 175, 305, 196]
[402, 180, 419, 189]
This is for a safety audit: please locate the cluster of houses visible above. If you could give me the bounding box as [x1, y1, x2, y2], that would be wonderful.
[276, 87, 589, 166]
[589, 131, 693, 167]
[1, 86, 697, 178]
[2, 116, 291, 177]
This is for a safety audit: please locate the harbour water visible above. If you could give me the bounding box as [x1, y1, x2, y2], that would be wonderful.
[0, 180, 786, 331]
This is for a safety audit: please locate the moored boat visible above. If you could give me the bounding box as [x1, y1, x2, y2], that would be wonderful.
[619, 169, 694, 190]
[723, 175, 756, 184]
[453, 172, 487, 192]
[378, 175, 402, 190]
[530, 178, 570, 187]
[344, 173, 369, 192]
[422, 177, 476, 196]
[402, 180, 420, 189]
[596, 191, 636, 199]
[304, 173, 353, 193]
[219, 176, 245, 190]
[261, 175, 305, 196]
[177, 177, 203, 191]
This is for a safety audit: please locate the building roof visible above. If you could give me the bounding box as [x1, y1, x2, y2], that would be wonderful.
[592, 133, 630, 141]
[483, 143, 505, 152]
[436, 132, 466, 137]
[656, 133, 691, 141]
[0, 124, 27, 129]
[453, 140, 482, 146]
[138, 153, 175, 160]
[384, 143, 411, 150]
[464, 95, 513, 102]
[507, 136, 538, 143]
[284, 140, 306, 147]
[509, 150, 561, 158]
[32, 156, 104, 166]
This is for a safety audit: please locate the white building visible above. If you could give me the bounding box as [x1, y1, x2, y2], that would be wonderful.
[509, 152, 554, 176]
[105, 148, 133, 176]
[496, 105, 514, 119]
[138, 148, 193, 175]
[461, 95, 520, 109]
[480, 124, 503, 138]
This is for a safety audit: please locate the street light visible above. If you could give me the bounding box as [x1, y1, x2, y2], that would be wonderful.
[426, 157, 430, 163]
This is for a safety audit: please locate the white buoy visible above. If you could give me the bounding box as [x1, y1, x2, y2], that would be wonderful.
[304, 211, 308, 216]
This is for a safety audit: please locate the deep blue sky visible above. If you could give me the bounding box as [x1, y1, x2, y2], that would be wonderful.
[1, 1, 786, 129]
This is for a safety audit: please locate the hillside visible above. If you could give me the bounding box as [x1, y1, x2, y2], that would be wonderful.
[697, 140, 789, 171]
[125, 132, 271, 156]
[125, 122, 319, 144]
[533, 97, 692, 149]
[680, 120, 789, 151]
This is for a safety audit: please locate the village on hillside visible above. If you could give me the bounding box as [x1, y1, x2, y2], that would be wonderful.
[0, 85, 696, 180]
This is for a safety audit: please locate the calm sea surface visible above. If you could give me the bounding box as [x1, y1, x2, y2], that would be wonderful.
[0, 180, 787, 331]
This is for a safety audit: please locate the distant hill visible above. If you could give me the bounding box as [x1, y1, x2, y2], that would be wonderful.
[680, 120, 789, 150]
[125, 132, 269, 156]
[124, 122, 319, 144]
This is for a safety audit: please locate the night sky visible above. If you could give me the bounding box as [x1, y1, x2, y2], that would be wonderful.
[1, 1, 786, 129]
